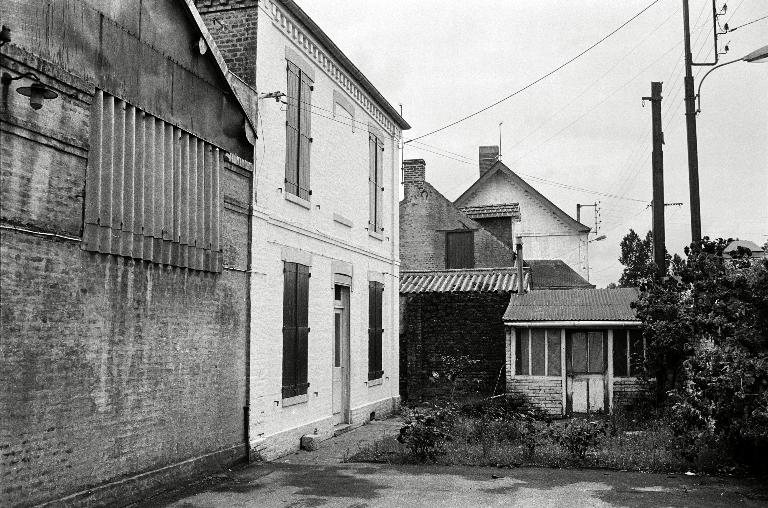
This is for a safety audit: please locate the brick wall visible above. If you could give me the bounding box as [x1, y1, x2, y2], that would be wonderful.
[400, 181, 514, 271]
[1, 44, 251, 506]
[400, 293, 510, 400]
[506, 378, 563, 416]
[613, 378, 652, 410]
[195, 0, 259, 86]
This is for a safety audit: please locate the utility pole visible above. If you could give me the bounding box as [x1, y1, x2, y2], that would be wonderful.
[643, 82, 665, 273]
[682, 0, 702, 243]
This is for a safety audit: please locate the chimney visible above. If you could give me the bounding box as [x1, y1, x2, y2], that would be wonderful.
[403, 159, 426, 184]
[479, 146, 499, 177]
[515, 236, 525, 294]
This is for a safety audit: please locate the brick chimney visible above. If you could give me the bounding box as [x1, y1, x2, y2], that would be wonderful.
[479, 146, 499, 177]
[403, 159, 426, 184]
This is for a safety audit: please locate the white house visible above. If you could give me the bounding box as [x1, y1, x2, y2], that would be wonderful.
[197, 0, 410, 459]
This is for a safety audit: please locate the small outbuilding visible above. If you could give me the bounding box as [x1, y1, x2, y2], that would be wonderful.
[503, 288, 647, 415]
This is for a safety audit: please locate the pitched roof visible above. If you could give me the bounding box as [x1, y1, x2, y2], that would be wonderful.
[525, 259, 594, 289]
[275, 0, 410, 130]
[400, 268, 530, 294]
[503, 288, 639, 322]
[453, 161, 590, 233]
[724, 240, 764, 255]
[459, 203, 521, 220]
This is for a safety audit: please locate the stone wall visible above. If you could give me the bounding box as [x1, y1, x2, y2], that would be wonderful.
[613, 378, 653, 411]
[506, 378, 564, 416]
[400, 293, 510, 400]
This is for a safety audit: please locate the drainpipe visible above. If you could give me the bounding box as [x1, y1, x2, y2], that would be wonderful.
[515, 236, 524, 294]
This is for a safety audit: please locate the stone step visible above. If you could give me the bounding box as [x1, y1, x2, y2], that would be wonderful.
[333, 424, 353, 437]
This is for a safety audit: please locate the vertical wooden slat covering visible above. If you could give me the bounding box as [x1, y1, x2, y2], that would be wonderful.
[98, 94, 114, 253]
[133, 110, 145, 259]
[122, 104, 135, 258]
[376, 140, 384, 233]
[298, 73, 312, 201]
[83, 89, 103, 250]
[282, 262, 297, 399]
[368, 134, 376, 229]
[296, 264, 310, 393]
[196, 141, 206, 271]
[83, 90, 224, 272]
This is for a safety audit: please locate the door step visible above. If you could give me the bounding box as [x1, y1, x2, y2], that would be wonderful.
[333, 424, 353, 437]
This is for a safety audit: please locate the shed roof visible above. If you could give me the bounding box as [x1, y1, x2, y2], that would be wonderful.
[400, 268, 530, 294]
[503, 288, 639, 322]
[526, 260, 594, 289]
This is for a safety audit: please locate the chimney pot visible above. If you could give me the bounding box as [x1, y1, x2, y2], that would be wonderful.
[479, 146, 500, 177]
[403, 158, 426, 184]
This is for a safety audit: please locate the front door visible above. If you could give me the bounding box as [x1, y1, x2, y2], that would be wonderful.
[332, 285, 350, 424]
[566, 330, 607, 414]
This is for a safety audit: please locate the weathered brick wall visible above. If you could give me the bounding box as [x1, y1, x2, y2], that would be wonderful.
[400, 181, 514, 271]
[613, 378, 653, 410]
[400, 293, 510, 400]
[506, 378, 564, 416]
[1, 44, 250, 506]
[195, 0, 259, 86]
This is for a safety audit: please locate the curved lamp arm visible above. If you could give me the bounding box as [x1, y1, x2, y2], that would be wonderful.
[696, 58, 740, 114]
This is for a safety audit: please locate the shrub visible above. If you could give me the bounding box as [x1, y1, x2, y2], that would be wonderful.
[397, 406, 453, 462]
[550, 419, 607, 462]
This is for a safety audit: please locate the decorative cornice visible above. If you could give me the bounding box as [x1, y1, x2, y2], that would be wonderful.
[265, 0, 397, 136]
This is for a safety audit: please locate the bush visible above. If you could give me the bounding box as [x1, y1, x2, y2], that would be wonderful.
[550, 419, 607, 462]
[397, 406, 454, 462]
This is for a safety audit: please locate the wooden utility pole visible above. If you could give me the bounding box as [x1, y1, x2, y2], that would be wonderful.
[643, 82, 665, 273]
[682, 0, 702, 243]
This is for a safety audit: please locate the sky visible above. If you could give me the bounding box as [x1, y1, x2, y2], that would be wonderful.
[294, 0, 768, 287]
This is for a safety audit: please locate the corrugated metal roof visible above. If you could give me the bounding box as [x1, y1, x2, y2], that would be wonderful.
[459, 203, 521, 220]
[503, 288, 640, 322]
[400, 268, 529, 294]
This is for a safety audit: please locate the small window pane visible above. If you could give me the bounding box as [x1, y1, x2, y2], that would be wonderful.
[516, 329, 529, 375]
[571, 332, 587, 373]
[334, 312, 341, 367]
[588, 331, 604, 373]
[334, 285, 342, 302]
[531, 329, 546, 376]
[613, 330, 628, 377]
[629, 329, 644, 375]
[547, 329, 561, 376]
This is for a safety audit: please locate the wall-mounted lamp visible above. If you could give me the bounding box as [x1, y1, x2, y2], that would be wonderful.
[1, 72, 59, 110]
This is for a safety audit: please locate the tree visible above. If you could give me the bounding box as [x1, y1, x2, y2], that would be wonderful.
[617, 229, 656, 288]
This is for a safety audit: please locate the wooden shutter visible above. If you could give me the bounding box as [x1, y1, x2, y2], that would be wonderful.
[297, 71, 313, 201]
[296, 264, 310, 394]
[445, 230, 474, 269]
[368, 281, 384, 380]
[282, 262, 298, 398]
[368, 134, 376, 229]
[285, 61, 300, 197]
[375, 138, 384, 232]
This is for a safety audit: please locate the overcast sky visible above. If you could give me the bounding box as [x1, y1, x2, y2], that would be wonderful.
[295, 0, 767, 286]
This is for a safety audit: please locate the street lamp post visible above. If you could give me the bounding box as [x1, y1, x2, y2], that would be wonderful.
[696, 45, 768, 113]
[585, 234, 607, 283]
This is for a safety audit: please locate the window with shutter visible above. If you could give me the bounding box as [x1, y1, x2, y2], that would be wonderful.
[83, 90, 222, 272]
[285, 61, 313, 201]
[282, 261, 310, 398]
[368, 281, 384, 380]
[368, 133, 384, 233]
[445, 230, 474, 269]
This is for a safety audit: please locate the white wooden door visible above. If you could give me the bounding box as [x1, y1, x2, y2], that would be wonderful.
[567, 331, 607, 414]
[332, 285, 350, 425]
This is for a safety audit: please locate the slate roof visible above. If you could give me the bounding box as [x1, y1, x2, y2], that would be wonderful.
[503, 288, 639, 322]
[526, 259, 594, 289]
[459, 203, 521, 220]
[400, 268, 530, 294]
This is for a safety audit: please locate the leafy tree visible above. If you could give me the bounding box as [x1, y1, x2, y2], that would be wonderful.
[617, 229, 657, 287]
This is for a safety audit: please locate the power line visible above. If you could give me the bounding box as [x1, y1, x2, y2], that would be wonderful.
[404, 0, 663, 144]
[728, 14, 768, 31]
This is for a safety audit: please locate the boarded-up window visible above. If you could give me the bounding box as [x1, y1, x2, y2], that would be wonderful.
[629, 329, 644, 375]
[83, 90, 222, 272]
[369, 133, 385, 233]
[283, 262, 310, 399]
[530, 329, 546, 375]
[547, 329, 562, 376]
[445, 230, 474, 269]
[368, 281, 384, 380]
[612, 330, 629, 377]
[285, 61, 312, 201]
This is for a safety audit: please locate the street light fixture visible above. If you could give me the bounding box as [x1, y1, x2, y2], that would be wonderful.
[584, 234, 607, 283]
[696, 44, 768, 113]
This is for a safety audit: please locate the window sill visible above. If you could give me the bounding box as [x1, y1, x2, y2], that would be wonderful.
[368, 230, 383, 241]
[282, 393, 309, 407]
[333, 213, 353, 228]
[367, 377, 384, 387]
[285, 192, 311, 210]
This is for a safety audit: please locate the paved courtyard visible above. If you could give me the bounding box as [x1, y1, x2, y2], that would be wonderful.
[141, 418, 768, 507]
